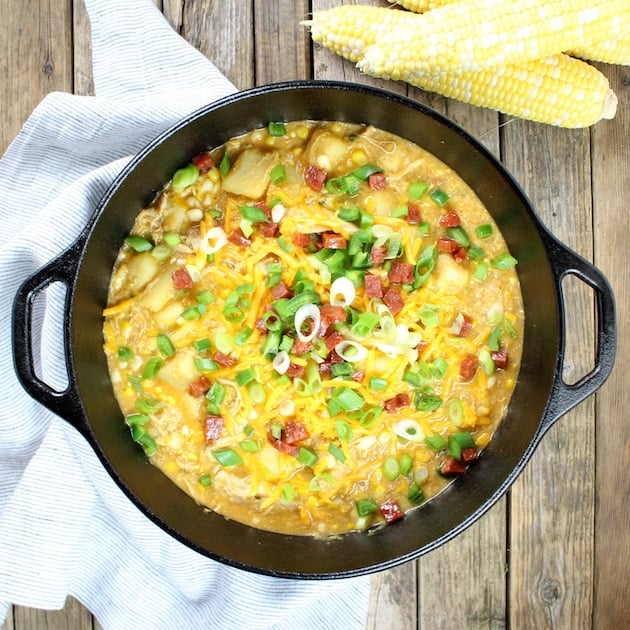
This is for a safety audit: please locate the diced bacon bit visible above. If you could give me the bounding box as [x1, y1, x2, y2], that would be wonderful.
[370, 245, 387, 265]
[318, 304, 347, 335]
[271, 280, 292, 300]
[268, 434, 299, 457]
[416, 341, 429, 357]
[440, 456, 466, 476]
[255, 315, 270, 333]
[291, 339, 313, 356]
[364, 274, 384, 299]
[406, 203, 422, 225]
[304, 164, 328, 192]
[212, 351, 237, 368]
[253, 200, 272, 219]
[455, 314, 474, 337]
[284, 421, 310, 445]
[204, 415, 225, 443]
[188, 375, 211, 398]
[318, 350, 344, 375]
[384, 393, 410, 413]
[286, 362, 306, 378]
[172, 268, 194, 290]
[350, 370, 365, 383]
[461, 448, 478, 464]
[380, 499, 404, 524]
[368, 172, 387, 191]
[258, 221, 279, 238]
[436, 237, 460, 253]
[452, 246, 468, 262]
[321, 231, 347, 250]
[439, 210, 461, 228]
[324, 330, 345, 351]
[382, 287, 404, 315]
[191, 152, 214, 173]
[491, 347, 509, 370]
[460, 354, 479, 381]
[388, 262, 415, 285]
[292, 233, 312, 248]
[228, 227, 252, 248]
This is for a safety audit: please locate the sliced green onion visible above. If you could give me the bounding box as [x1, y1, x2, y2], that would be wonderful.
[407, 483, 424, 504]
[222, 304, 244, 323]
[429, 189, 449, 206]
[136, 433, 158, 456]
[452, 431, 476, 448]
[193, 337, 212, 353]
[118, 346, 134, 361]
[268, 121, 286, 136]
[194, 357, 219, 372]
[330, 362, 354, 378]
[383, 456, 401, 481]
[351, 164, 382, 180]
[247, 381, 266, 405]
[236, 367, 257, 387]
[156, 333, 176, 357]
[425, 434, 448, 451]
[431, 357, 449, 380]
[488, 326, 503, 352]
[467, 246, 485, 261]
[335, 419, 353, 441]
[151, 244, 171, 261]
[399, 453, 413, 475]
[414, 392, 443, 412]
[491, 252, 518, 270]
[476, 224, 494, 239]
[478, 348, 495, 375]
[240, 439, 261, 453]
[234, 327, 253, 346]
[446, 226, 470, 248]
[390, 205, 409, 218]
[238, 205, 269, 223]
[334, 340, 368, 363]
[359, 406, 383, 428]
[125, 413, 150, 427]
[196, 290, 215, 305]
[124, 235, 153, 252]
[393, 419, 424, 442]
[198, 474, 213, 487]
[270, 163, 286, 185]
[296, 446, 318, 467]
[328, 443, 346, 463]
[417, 221, 431, 236]
[331, 386, 364, 412]
[172, 164, 199, 191]
[206, 382, 226, 408]
[413, 244, 438, 288]
[448, 435, 462, 461]
[219, 152, 231, 176]
[418, 305, 440, 328]
[212, 448, 243, 467]
[473, 261, 489, 281]
[338, 206, 361, 222]
[181, 305, 202, 320]
[127, 375, 143, 393]
[356, 498, 378, 517]
[163, 232, 182, 248]
[309, 473, 334, 492]
[277, 235, 295, 253]
[142, 357, 162, 379]
[448, 397, 464, 426]
[408, 181, 429, 200]
[369, 377, 388, 392]
[281, 482, 296, 502]
[261, 330, 282, 360]
[135, 397, 163, 414]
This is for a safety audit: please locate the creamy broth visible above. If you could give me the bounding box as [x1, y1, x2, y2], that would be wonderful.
[103, 121, 524, 536]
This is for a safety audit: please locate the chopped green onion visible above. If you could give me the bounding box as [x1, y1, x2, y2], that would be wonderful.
[309, 473, 333, 492]
[425, 434, 447, 451]
[247, 381, 266, 405]
[467, 246, 485, 261]
[194, 357, 219, 372]
[431, 357, 449, 380]
[125, 413, 150, 427]
[236, 367, 257, 387]
[142, 357, 162, 379]
[446, 226, 470, 248]
[418, 305, 440, 328]
[222, 304, 244, 323]
[297, 447, 318, 467]
[369, 377, 388, 392]
[234, 327, 253, 346]
[331, 386, 364, 412]
[350, 311, 379, 337]
[214, 331, 232, 354]
[151, 244, 171, 261]
[172, 164, 199, 191]
[127, 375, 143, 393]
[476, 224, 494, 239]
[135, 397, 163, 414]
[359, 405, 383, 428]
[206, 382, 226, 407]
[261, 330, 282, 359]
[118, 346, 134, 361]
[198, 474, 213, 487]
[351, 164, 382, 180]
[413, 244, 438, 288]
[193, 337, 212, 353]
[488, 326, 503, 352]
[281, 482, 296, 502]
[163, 232, 181, 248]
[136, 433, 158, 456]
[196, 290, 215, 305]
[338, 205, 361, 222]
[414, 392, 443, 412]
[181, 305, 202, 320]
[212, 448, 243, 467]
[478, 348, 495, 375]
[219, 152, 230, 176]
[473, 261, 489, 281]
[417, 221, 431, 236]
[328, 443, 346, 463]
[270, 423, 283, 440]
[407, 483, 424, 504]
[448, 397, 464, 426]
[239, 205, 270, 223]
[270, 163, 286, 184]
[124, 235, 153, 252]
[452, 431, 476, 448]
[268, 121, 286, 136]
[156, 333, 176, 357]
[408, 181, 429, 200]
[448, 435, 462, 461]
[356, 498, 378, 517]
[390, 205, 409, 218]
[240, 439, 261, 453]
[399, 453, 413, 475]
[277, 235, 295, 253]
[383, 456, 401, 481]
[335, 419, 353, 441]
[491, 252, 518, 270]
[429, 189, 449, 206]
[330, 362, 354, 378]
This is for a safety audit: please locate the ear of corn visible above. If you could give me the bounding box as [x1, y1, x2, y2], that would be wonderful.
[385, 0, 455, 11]
[304, 4, 618, 127]
[403, 55, 617, 128]
[356, 0, 627, 77]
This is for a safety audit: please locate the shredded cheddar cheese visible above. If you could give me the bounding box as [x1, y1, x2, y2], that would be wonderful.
[103, 120, 524, 536]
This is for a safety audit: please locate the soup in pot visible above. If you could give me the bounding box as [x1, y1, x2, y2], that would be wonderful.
[103, 120, 524, 536]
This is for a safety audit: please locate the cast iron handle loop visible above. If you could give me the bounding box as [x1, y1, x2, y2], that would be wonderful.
[12, 240, 88, 436]
[539, 231, 616, 434]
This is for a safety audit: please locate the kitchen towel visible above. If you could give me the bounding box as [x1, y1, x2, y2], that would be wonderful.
[0, 0, 370, 628]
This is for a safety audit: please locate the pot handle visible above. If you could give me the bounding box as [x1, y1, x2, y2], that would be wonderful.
[12, 240, 89, 437]
[540, 232, 616, 432]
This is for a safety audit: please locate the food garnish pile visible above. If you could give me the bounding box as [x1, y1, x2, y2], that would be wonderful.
[303, 0, 629, 127]
[103, 120, 524, 535]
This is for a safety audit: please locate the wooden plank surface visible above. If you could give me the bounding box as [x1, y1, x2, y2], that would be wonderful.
[1, 1, 627, 629]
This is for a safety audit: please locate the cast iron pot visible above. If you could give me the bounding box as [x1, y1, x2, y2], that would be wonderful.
[12, 81, 616, 579]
